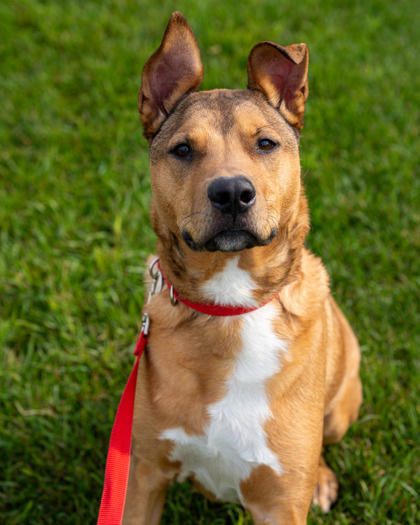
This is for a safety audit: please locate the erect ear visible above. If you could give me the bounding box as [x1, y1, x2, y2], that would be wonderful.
[247, 42, 309, 130]
[139, 12, 203, 140]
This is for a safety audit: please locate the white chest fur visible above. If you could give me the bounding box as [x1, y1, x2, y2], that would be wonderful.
[160, 259, 287, 503]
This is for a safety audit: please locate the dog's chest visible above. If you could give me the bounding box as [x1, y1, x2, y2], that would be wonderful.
[160, 259, 287, 502]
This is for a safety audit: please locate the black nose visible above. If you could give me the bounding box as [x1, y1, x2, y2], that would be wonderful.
[207, 176, 256, 217]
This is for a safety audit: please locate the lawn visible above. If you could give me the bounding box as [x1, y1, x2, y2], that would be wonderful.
[0, 0, 419, 523]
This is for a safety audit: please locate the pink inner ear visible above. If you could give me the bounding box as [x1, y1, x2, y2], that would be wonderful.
[147, 42, 201, 117]
[262, 58, 301, 103]
[149, 58, 181, 114]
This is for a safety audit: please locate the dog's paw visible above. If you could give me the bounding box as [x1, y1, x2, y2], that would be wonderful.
[312, 457, 339, 514]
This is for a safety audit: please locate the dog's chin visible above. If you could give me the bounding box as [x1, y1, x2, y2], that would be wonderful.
[182, 228, 278, 253]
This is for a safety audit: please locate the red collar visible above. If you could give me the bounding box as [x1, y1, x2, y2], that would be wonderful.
[157, 259, 278, 316]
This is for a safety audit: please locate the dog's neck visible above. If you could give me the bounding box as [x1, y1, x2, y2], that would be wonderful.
[152, 192, 310, 307]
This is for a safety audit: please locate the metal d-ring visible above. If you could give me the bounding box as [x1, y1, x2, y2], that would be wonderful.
[148, 256, 176, 307]
[149, 257, 160, 279]
[147, 257, 163, 304]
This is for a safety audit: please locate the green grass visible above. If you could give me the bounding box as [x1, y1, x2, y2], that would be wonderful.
[1, 0, 419, 523]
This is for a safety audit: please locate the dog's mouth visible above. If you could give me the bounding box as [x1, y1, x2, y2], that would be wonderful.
[182, 227, 278, 253]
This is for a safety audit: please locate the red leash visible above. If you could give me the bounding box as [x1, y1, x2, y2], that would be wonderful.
[96, 258, 279, 524]
[97, 329, 148, 525]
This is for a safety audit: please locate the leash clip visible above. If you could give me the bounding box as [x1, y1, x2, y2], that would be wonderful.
[133, 313, 149, 356]
[147, 257, 163, 304]
[141, 312, 150, 337]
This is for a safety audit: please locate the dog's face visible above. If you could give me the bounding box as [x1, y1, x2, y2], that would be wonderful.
[139, 12, 309, 254]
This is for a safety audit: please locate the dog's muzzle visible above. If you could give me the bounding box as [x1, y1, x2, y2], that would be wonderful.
[181, 176, 277, 253]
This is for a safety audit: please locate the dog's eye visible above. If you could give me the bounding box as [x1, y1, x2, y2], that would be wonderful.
[257, 139, 276, 151]
[172, 144, 192, 158]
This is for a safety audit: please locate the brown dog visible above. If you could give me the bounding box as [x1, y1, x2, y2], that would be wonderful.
[123, 12, 362, 524]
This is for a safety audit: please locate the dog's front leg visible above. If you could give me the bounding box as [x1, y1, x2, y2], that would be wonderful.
[241, 464, 316, 525]
[245, 499, 310, 525]
[249, 509, 306, 525]
[122, 455, 169, 525]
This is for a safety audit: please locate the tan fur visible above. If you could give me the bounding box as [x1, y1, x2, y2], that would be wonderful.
[123, 12, 362, 524]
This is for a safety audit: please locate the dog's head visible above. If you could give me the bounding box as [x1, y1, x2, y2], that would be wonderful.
[139, 12, 309, 254]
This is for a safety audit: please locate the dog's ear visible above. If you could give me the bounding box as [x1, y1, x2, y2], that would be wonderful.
[139, 12, 203, 140]
[247, 42, 309, 130]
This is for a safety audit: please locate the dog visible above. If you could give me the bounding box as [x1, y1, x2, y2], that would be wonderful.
[123, 12, 362, 524]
